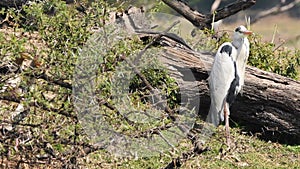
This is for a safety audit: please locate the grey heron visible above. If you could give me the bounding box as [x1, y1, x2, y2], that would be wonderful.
[233, 25, 252, 91]
[207, 25, 252, 144]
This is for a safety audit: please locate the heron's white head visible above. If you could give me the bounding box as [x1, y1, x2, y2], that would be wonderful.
[234, 25, 252, 38]
[232, 25, 252, 48]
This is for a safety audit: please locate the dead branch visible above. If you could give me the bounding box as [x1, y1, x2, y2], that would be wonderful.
[161, 0, 208, 28]
[99, 99, 136, 125]
[31, 72, 72, 90]
[252, 0, 300, 24]
[162, 0, 256, 29]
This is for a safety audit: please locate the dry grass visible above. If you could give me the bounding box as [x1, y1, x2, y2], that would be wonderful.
[79, 127, 300, 169]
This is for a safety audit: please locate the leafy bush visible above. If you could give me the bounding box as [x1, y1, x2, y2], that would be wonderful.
[194, 29, 300, 79]
[249, 34, 300, 79]
[0, 0, 182, 167]
[0, 0, 107, 167]
[1, 0, 299, 168]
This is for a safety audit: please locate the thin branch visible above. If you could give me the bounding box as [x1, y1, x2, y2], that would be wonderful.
[26, 72, 72, 90]
[0, 119, 41, 127]
[0, 93, 77, 119]
[162, 0, 208, 28]
[164, 145, 209, 169]
[131, 123, 174, 138]
[162, 0, 256, 29]
[120, 54, 176, 121]
[164, 123, 212, 168]
[0, 95, 21, 103]
[101, 100, 135, 125]
[0, 0, 25, 7]
[252, 0, 300, 24]
[117, 20, 183, 121]
[133, 20, 181, 63]
[206, 0, 256, 23]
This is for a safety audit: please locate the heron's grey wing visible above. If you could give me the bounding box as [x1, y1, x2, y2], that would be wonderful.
[207, 43, 236, 126]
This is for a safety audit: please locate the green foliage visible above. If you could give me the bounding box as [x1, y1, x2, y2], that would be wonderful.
[193, 29, 300, 79]
[249, 34, 300, 79]
[181, 127, 300, 168]
[20, 0, 105, 80]
[129, 67, 180, 109]
[2, 0, 182, 164]
[0, 0, 107, 167]
[0, 32, 27, 63]
[189, 28, 231, 53]
[1, 0, 300, 168]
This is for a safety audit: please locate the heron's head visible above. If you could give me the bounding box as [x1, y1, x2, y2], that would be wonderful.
[234, 25, 252, 38]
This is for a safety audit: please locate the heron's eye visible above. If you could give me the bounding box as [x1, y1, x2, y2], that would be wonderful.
[235, 27, 241, 33]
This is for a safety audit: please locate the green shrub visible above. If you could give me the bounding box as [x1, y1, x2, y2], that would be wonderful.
[195, 29, 300, 79]
[1, 1, 299, 167]
[249, 34, 300, 79]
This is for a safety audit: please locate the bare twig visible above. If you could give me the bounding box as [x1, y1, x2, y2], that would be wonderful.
[0, 93, 77, 119]
[164, 145, 209, 169]
[131, 123, 174, 138]
[38, 73, 72, 89]
[25, 72, 72, 90]
[252, 0, 300, 24]
[162, 0, 256, 29]
[133, 20, 181, 63]
[0, 0, 25, 7]
[0, 95, 21, 103]
[120, 54, 176, 121]
[207, 0, 256, 23]
[116, 20, 184, 121]
[100, 99, 135, 125]
[162, 0, 208, 28]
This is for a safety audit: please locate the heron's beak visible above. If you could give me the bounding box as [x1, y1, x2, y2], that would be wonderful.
[243, 30, 252, 35]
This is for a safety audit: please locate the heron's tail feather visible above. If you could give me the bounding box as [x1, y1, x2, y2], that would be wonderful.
[207, 103, 220, 127]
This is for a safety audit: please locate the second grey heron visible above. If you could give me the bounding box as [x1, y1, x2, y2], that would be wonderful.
[233, 25, 252, 91]
[207, 25, 252, 144]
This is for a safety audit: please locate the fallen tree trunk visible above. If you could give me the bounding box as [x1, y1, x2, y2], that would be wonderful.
[157, 42, 300, 145]
[116, 2, 300, 144]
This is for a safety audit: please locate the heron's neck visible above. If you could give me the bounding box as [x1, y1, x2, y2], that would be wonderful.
[232, 37, 245, 49]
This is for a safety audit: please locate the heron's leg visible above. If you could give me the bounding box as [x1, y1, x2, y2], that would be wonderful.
[224, 103, 231, 146]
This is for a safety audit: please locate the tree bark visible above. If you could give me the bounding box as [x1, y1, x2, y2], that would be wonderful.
[162, 0, 256, 29]
[157, 40, 300, 145]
